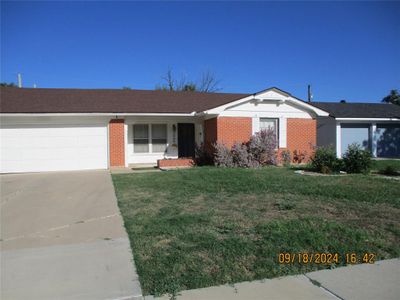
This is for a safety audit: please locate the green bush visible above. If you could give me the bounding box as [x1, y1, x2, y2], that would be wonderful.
[378, 165, 399, 176]
[311, 146, 342, 173]
[342, 143, 372, 174]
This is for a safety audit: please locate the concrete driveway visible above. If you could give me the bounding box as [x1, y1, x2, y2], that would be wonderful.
[0, 170, 142, 300]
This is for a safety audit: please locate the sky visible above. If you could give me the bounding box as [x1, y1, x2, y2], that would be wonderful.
[1, 1, 399, 103]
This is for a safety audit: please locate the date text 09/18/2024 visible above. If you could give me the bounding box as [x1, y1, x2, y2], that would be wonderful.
[278, 252, 376, 265]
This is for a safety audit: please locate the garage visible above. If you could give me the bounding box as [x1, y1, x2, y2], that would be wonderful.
[376, 124, 400, 158]
[341, 124, 371, 155]
[0, 124, 108, 173]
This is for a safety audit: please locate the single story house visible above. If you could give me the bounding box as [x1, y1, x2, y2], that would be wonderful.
[312, 102, 400, 158]
[0, 86, 329, 173]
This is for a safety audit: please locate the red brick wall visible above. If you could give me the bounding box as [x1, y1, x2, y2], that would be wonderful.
[216, 117, 252, 148]
[109, 119, 125, 167]
[286, 118, 316, 162]
[204, 118, 218, 152]
[157, 158, 194, 168]
[204, 116, 316, 163]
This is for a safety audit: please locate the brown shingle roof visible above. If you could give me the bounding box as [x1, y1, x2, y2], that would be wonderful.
[0, 87, 248, 114]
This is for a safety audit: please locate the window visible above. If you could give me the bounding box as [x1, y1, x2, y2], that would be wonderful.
[133, 124, 167, 153]
[133, 124, 149, 153]
[260, 118, 279, 142]
[151, 124, 167, 153]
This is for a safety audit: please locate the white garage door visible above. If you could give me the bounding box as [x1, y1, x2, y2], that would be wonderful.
[0, 124, 108, 173]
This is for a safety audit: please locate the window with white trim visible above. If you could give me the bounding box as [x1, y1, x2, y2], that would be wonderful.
[133, 124, 167, 153]
[133, 124, 149, 153]
[151, 124, 167, 153]
[260, 118, 279, 143]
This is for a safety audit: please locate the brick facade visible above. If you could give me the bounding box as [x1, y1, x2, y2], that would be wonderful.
[157, 158, 194, 168]
[286, 118, 316, 162]
[217, 117, 252, 148]
[109, 119, 125, 167]
[204, 116, 316, 163]
[204, 117, 252, 151]
[204, 118, 218, 153]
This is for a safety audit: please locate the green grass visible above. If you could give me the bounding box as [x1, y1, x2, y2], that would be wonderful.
[112, 167, 400, 296]
[371, 159, 400, 172]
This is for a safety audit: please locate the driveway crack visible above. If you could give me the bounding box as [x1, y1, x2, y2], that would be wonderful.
[1, 213, 119, 242]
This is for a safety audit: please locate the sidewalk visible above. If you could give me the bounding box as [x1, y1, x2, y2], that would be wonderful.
[145, 258, 400, 300]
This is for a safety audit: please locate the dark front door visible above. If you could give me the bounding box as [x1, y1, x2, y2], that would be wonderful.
[178, 123, 195, 158]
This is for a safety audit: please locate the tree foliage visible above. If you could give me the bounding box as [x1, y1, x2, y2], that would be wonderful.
[155, 68, 221, 92]
[0, 82, 16, 87]
[382, 89, 400, 105]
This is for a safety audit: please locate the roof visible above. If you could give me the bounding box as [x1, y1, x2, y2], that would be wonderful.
[310, 101, 400, 119]
[0, 87, 248, 114]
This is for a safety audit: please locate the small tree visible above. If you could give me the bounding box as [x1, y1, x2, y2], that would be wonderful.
[198, 70, 221, 92]
[156, 68, 221, 92]
[382, 89, 400, 105]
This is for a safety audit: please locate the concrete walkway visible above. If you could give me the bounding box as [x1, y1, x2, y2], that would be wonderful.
[146, 258, 400, 300]
[1, 170, 142, 300]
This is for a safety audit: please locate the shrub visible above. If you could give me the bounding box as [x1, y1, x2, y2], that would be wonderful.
[231, 142, 251, 167]
[194, 143, 213, 166]
[213, 129, 277, 168]
[311, 146, 342, 173]
[247, 129, 277, 166]
[280, 150, 292, 166]
[293, 150, 307, 164]
[342, 143, 372, 174]
[378, 165, 399, 176]
[213, 142, 234, 167]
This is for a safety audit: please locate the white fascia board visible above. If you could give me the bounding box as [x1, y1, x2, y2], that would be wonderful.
[0, 112, 197, 117]
[202, 91, 329, 117]
[253, 88, 330, 116]
[286, 99, 329, 116]
[336, 118, 400, 121]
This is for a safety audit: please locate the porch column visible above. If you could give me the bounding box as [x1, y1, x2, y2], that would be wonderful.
[109, 119, 125, 167]
[371, 123, 377, 157]
[336, 122, 342, 158]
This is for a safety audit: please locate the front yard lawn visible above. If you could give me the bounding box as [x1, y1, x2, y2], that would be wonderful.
[371, 159, 400, 172]
[112, 167, 400, 296]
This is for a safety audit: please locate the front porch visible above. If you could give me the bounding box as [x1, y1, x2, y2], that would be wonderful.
[123, 116, 203, 166]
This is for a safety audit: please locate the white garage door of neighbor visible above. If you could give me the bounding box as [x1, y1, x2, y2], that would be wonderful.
[0, 124, 108, 173]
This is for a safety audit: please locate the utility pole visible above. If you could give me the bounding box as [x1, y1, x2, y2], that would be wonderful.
[307, 84, 313, 102]
[17, 73, 22, 88]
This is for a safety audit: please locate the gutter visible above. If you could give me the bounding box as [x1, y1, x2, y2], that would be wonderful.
[336, 118, 400, 121]
[0, 112, 197, 117]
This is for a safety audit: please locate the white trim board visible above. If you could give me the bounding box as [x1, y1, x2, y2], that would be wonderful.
[202, 88, 329, 117]
[0, 112, 197, 117]
[336, 118, 400, 121]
